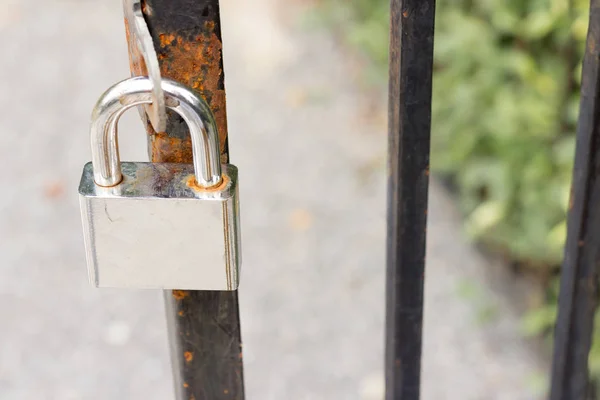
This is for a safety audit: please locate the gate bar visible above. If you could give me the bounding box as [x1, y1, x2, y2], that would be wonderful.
[385, 1, 436, 399]
[125, 1, 245, 399]
[550, 1, 600, 399]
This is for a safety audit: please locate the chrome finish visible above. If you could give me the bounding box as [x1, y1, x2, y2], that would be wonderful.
[81, 76, 240, 290]
[91, 76, 222, 188]
[79, 162, 240, 290]
[124, 0, 167, 132]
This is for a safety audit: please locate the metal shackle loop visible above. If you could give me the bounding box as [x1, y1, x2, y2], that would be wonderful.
[90, 76, 222, 188]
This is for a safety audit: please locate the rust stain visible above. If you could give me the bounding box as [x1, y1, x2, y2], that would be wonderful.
[126, 17, 229, 163]
[402, 10, 409, 18]
[183, 383, 189, 388]
[154, 27, 229, 161]
[151, 132, 194, 163]
[184, 351, 194, 363]
[159, 33, 176, 47]
[224, 389, 229, 394]
[172, 290, 189, 300]
[124, 18, 149, 78]
[185, 174, 230, 193]
[178, 310, 185, 317]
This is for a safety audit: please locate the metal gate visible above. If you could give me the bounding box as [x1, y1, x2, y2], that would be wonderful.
[124, 0, 600, 399]
[385, 0, 600, 399]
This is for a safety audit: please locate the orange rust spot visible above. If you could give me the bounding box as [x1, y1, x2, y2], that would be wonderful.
[126, 16, 229, 164]
[151, 132, 193, 163]
[124, 18, 148, 77]
[154, 32, 229, 159]
[178, 310, 185, 317]
[159, 33, 176, 47]
[224, 389, 229, 394]
[184, 351, 194, 363]
[185, 174, 230, 193]
[172, 290, 189, 300]
[183, 383, 189, 388]
[402, 10, 409, 17]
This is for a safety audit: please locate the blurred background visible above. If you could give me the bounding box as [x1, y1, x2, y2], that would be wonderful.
[0, 0, 588, 399]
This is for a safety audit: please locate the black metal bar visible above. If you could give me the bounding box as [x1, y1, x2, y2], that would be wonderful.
[164, 291, 244, 400]
[126, 2, 244, 399]
[550, 1, 600, 399]
[385, 1, 436, 399]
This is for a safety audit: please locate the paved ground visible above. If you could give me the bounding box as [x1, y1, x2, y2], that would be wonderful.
[0, 0, 546, 399]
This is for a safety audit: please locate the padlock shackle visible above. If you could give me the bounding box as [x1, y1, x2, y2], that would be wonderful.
[90, 76, 222, 188]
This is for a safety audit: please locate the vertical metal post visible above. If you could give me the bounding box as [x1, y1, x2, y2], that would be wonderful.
[126, 1, 245, 399]
[550, 1, 600, 399]
[385, 1, 436, 399]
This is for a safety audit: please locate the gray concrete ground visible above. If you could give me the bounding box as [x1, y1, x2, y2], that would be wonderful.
[0, 0, 547, 399]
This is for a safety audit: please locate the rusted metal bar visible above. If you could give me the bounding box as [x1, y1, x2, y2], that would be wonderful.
[126, 1, 244, 399]
[385, 0, 436, 399]
[550, 1, 600, 399]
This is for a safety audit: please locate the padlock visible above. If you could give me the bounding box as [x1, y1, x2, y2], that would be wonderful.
[78, 76, 241, 290]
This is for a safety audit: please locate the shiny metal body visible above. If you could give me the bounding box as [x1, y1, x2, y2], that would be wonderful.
[79, 76, 241, 290]
[124, 0, 167, 132]
[79, 162, 240, 290]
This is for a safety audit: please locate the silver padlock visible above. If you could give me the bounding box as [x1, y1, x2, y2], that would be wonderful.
[78, 76, 241, 290]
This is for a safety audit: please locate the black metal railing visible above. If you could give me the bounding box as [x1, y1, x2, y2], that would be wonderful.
[132, 0, 600, 399]
[385, 1, 436, 399]
[385, 0, 600, 399]
[550, 1, 600, 398]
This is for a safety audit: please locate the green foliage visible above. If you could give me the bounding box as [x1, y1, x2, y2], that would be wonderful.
[433, 0, 587, 266]
[320, 0, 600, 384]
[324, 0, 588, 265]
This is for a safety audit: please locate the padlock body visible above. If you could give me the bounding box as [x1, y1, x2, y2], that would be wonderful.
[78, 162, 241, 290]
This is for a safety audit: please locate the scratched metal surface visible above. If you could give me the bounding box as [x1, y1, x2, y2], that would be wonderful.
[0, 0, 546, 399]
[79, 162, 237, 199]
